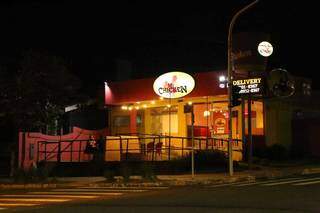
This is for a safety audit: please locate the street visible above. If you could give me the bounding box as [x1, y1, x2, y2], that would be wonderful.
[1, 174, 320, 212]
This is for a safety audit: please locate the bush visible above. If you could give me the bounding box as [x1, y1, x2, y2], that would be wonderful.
[13, 168, 27, 183]
[266, 144, 288, 161]
[119, 163, 132, 183]
[36, 162, 49, 182]
[12, 161, 51, 183]
[194, 150, 228, 168]
[140, 163, 156, 182]
[155, 150, 228, 174]
[104, 169, 116, 182]
[27, 166, 38, 182]
[13, 167, 38, 183]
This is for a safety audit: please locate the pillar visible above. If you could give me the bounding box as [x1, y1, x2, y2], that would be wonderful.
[130, 110, 137, 134]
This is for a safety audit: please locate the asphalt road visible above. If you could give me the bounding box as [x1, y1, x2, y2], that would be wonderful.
[2, 174, 320, 213]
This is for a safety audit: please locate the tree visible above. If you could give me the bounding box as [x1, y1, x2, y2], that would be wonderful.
[0, 50, 82, 133]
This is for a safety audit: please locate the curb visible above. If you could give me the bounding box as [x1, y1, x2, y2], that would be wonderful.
[302, 168, 320, 175]
[1, 167, 320, 189]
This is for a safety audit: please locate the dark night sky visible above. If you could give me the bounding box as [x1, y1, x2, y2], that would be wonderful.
[0, 1, 317, 92]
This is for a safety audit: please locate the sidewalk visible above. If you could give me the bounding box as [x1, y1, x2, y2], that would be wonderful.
[1, 164, 320, 189]
[155, 165, 320, 186]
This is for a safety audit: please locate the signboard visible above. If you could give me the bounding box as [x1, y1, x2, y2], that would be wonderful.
[258, 41, 273, 57]
[212, 112, 228, 135]
[232, 78, 263, 95]
[232, 32, 270, 75]
[153, 71, 195, 99]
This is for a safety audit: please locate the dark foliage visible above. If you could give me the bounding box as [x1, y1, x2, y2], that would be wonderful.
[0, 50, 82, 132]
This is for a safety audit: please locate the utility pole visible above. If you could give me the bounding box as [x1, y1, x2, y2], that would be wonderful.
[191, 110, 195, 179]
[184, 104, 195, 179]
[247, 93, 253, 169]
[241, 98, 246, 161]
[227, 0, 259, 176]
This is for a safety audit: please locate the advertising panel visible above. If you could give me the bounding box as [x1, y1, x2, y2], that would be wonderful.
[232, 77, 263, 95]
[153, 71, 195, 99]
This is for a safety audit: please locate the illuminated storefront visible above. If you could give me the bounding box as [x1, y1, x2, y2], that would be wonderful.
[104, 71, 265, 142]
[17, 71, 267, 169]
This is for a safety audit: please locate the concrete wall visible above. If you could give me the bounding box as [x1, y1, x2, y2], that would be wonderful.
[19, 127, 109, 170]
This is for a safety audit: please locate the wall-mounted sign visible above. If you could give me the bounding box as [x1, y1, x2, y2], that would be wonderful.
[212, 112, 228, 135]
[214, 117, 226, 134]
[258, 41, 273, 57]
[153, 71, 195, 99]
[232, 78, 263, 95]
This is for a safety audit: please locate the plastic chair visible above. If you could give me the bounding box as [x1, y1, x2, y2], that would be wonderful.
[155, 142, 163, 159]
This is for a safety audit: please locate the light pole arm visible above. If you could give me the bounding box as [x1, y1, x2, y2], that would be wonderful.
[227, 0, 259, 176]
[227, 0, 259, 81]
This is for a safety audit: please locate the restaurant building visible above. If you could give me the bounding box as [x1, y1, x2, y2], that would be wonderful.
[104, 71, 265, 161]
[18, 69, 319, 171]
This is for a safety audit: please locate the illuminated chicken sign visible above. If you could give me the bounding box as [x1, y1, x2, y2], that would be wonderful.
[153, 72, 195, 99]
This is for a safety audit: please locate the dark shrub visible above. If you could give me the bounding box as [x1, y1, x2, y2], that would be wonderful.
[140, 162, 156, 181]
[13, 168, 27, 183]
[36, 162, 50, 182]
[119, 163, 132, 183]
[194, 150, 228, 169]
[266, 144, 288, 161]
[156, 150, 228, 174]
[104, 169, 116, 182]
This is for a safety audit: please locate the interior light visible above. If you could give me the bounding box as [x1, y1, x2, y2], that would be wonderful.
[219, 75, 226, 82]
[204, 110, 210, 117]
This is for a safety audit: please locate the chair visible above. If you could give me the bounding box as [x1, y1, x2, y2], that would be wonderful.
[146, 142, 155, 153]
[155, 142, 163, 160]
[155, 142, 163, 155]
[145, 142, 155, 160]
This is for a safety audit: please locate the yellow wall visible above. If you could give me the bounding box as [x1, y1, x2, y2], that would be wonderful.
[178, 102, 187, 137]
[110, 95, 265, 161]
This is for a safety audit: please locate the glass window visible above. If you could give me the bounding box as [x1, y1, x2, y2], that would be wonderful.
[114, 116, 130, 127]
[150, 106, 178, 135]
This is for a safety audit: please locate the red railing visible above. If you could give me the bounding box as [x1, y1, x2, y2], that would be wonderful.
[37, 135, 243, 163]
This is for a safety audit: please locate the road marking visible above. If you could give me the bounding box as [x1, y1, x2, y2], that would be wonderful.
[293, 180, 320, 186]
[262, 177, 320, 186]
[0, 203, 39, 207]
[235, 178, 300, 187]
[0, 194, 98, 199]
[52, 188, 147, 192]
[0, 198, 71, 202]
[28, 191, 123, 196]
[208, 181, 252, 188]
[79, 186, 169, 190]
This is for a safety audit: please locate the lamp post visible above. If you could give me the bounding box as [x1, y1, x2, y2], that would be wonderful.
[227, 0, 259, 176]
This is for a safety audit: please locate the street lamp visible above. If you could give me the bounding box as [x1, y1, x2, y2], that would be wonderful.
[219, 75, 227, 88]
[227, 0, 259, 176]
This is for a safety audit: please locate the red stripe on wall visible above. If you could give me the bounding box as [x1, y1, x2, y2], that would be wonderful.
[105, 71, 227, 105]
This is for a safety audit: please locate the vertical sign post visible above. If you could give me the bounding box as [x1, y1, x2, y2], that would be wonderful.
[184, 104, 195, 179]
[227, 0, 259, 176]
[191, 110, 195, 179]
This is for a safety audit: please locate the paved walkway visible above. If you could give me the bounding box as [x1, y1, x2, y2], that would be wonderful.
[1, 165, 320, 188]
[55, 165, 320, 187]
